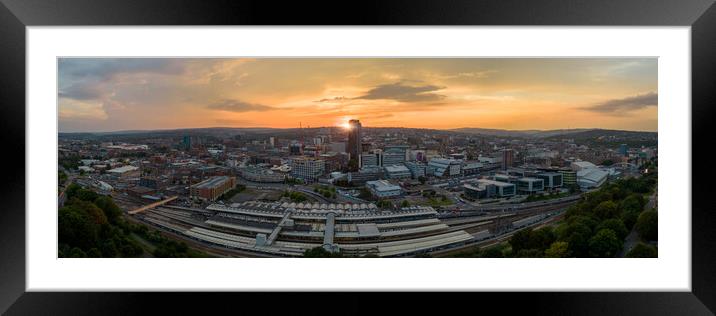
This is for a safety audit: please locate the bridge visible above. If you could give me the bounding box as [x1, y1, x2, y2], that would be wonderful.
[266, 211, 292, 246]
[128, 196, 179, 215]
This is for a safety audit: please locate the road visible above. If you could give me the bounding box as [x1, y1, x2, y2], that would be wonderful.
[619, 189, 658, 257]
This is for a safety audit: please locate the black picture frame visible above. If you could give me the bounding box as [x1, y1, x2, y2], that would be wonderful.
[1, 0, 714, 314]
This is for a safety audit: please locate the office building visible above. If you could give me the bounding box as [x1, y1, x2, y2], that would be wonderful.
[348, 166, 384, 185]
[461, 161, 483, 176]
[384, 164, 412, 180]
[427, 158, 462, 177]
[536, 172, 563, 189]
[559, 170, 577, 186]
[360, 151, 382, 168]
[463, 179, 516, 199]
[328, 142, 346, 153]
[516, 177, 545, 194]
[382, 145, 409, 166]
[404, 161, 427, 179]
[290, 157, 325, 183]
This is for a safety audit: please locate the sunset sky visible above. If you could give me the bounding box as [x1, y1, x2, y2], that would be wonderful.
[58, 58, 657, 133]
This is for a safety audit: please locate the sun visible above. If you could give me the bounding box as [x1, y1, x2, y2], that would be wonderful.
[341, 122, 351, 129]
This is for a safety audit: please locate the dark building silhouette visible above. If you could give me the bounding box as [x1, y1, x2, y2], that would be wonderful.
[347, 119, 362, 160]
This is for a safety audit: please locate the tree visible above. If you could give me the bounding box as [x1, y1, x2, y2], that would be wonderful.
[418, 176, 427, 184]
[626, 243, 658, 258]
[509, 228, 533, 253]
[513, 249, 543, 258]
[621, 194, 645, 213]
[596, 218, 629, 240]
[566, 230, 591, 257]
[544, 241, 570, 258]
[94, 196, 122, 224]
[58, 205, 100, 250]
[480, 246, 504, 258]
[594, 200, 621, 220]
[304, 247, 343, 258]
[588, 229, 622, 257]
[68, 247, 87, 258]
[529, 227, 556, 251]
[621, 208, 641, 231]
[358, 188, 372, 199]
[635, 210, 658, 241]
[400, 200, 410, 208]
[87, 248, 102, 257]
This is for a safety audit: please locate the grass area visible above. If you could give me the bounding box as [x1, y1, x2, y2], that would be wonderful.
[425, 197, 454, 207]
[522, 192, 571, 203]
[218, 185, 247, 201]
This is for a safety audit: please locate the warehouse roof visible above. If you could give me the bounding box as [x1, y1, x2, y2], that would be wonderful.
[194, 176, 231, 189]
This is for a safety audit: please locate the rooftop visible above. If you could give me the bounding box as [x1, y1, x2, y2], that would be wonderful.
[194, 176, 231, 189]
[476, 178, 515, 187]
[366, 180, 402, 192]
[384, 164, 410, 173]
[107, 165, 139, 173]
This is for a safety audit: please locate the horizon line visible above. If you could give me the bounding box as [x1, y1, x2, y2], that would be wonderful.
[58, 125, 658, 134]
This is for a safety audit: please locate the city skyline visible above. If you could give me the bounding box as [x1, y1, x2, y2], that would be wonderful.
[59, 58, 658, 133]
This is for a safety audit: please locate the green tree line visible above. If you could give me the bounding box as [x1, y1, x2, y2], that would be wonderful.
[59, 184, 203, 258]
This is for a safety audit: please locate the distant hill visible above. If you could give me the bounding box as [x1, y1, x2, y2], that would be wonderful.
[451, 128, 593, 138]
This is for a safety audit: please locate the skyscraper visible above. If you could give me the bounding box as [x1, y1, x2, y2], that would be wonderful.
[618, 144, 628, 157]
[347, 119, 362, 160]
[502, 149, 514, 170]
[182, 135, 191, 150]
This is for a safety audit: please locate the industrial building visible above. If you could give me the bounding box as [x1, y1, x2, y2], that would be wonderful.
[190, 176, 237, 202]
[140, 201, 473, 257]
[366, 180, 403, 198]
[107, 165, 140, 179]
[577, 168, 608, 190]
[238, 166, 286, 183]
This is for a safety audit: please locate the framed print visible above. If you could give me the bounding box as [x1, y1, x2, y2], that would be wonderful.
[1, 0, 715, 314]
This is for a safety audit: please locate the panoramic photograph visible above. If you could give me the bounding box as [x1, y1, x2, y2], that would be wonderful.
[57, 58, 658, 258]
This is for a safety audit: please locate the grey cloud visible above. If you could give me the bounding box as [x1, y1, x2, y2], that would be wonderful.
[59, 84, 106, 100]
[355, 82, 446, 103]
[59, 58, 185, 81]
[583, 92, 657, 113]
[314, 96, 350, 103]
[207, 99, 276, 112]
